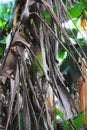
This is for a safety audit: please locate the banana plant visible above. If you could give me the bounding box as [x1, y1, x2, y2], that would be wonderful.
[0, 0, 87, 130]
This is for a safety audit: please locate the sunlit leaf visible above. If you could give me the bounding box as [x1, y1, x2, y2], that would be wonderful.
[64, 112, 85, 130]
[69, 3, 82, 18]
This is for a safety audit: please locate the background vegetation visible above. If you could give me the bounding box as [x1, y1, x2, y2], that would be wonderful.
[0, 0, 87, 130]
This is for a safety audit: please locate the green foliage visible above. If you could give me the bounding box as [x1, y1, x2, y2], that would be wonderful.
[45, 10, 51, 25]
[0, 44, 5, 57]
[69, 3, 83, 18]
[64, 112, 85, 130]
[0, 1, 14, 30]
[0, 1, 14, 57]
[60, 55, 81, 83]
[56, 105, 85, 130]
[68, 1, 87, 18]
[0, 37, 6, 44]
[0, 1, 87, 129]
[60, 45, 87, 83]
